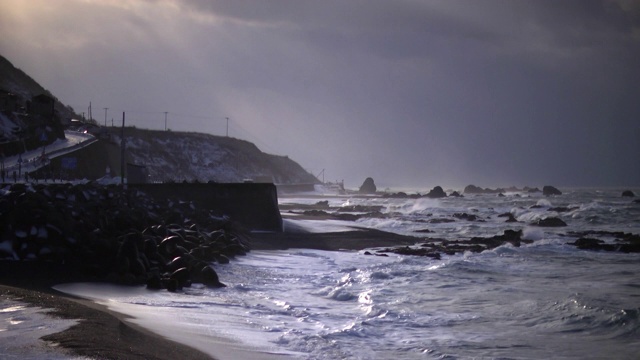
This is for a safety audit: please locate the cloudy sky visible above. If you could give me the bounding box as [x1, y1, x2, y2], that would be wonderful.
[1, 0, 639, 189]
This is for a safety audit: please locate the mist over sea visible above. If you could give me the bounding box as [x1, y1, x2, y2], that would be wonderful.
[59, 187, 640, 359]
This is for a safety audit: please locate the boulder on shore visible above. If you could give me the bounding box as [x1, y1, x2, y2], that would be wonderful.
[425, 186, 447, 198]
[543, 185, 562, 196]
[0, 182, 250, 291]
[359, 177, 377, 194]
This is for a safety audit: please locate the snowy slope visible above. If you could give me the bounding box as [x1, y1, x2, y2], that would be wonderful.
[110, 127, 319, 184]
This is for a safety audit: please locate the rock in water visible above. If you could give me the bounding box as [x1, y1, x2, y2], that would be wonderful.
[622, 190, 635, 197]
[359, 177, 377, 194]
[533, 217, 567, 227]
[425, 186, 447, 198]
[200, 265, 226, 287]
[543, 185, 562, 196]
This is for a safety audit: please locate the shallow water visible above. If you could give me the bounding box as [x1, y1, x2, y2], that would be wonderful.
[58, 188, 640, 359]
[0, 300, 86, 360]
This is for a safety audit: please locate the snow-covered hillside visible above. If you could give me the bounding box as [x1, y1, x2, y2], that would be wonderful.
[110, 127, 319, 184]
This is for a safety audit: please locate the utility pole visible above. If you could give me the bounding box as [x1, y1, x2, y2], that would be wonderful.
[103, 107, 108, 127]
[120, 112, 126, 185]
[89, 102, 92, 122]
[226, 117, 229, 137]
[164, 112, 168, 131]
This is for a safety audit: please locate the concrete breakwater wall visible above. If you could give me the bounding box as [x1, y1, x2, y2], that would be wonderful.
[130, 183, 283, 232]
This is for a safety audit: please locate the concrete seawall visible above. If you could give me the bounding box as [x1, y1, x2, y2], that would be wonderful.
[130, 183, 283, 232]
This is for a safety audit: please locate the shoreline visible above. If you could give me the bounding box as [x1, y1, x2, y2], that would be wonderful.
[0, 284, 214, 360]
[0, 227, 418, 360]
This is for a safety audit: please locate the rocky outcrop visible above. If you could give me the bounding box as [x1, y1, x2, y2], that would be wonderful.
[543, 185, 562, 196]
[373, 227, 640, 259]
[359, 177, 377, 194]
[375, 229, 531, 258]
[425, 186, 447, 198]
[532, 217, 567, 227]
[622, 190, 635, 197]
[567, 231, 640, 253]
[464, 185, 504, 194]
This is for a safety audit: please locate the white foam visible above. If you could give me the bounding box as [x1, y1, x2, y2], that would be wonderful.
[283, 219, 356, 233]
[53, 283, 300, 360]
[522, 227, 545, 240]
[536, 199, 552, 207]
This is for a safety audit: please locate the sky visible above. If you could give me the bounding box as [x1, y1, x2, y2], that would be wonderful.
[1, 0, 639, 189]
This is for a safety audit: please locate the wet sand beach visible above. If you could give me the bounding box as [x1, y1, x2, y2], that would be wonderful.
[0, 261, 214, 360]
[0, 227, 419, 360]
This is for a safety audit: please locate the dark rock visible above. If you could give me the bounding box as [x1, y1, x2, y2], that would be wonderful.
[200, 265, 226, 287]
[449, 191, 463, 197]
[170, 267, 191, 288]
[533, 217, 567, 227]
[159, 235, 181, 256]
[468, 229, 527, 248]
[337, 205, 384, 212]
[453, 213, 481, 221]
[146, 274, 164, 290]
[463, 184, 503, 194]
[332, 213, 361, 221]
[571, 238, 615, 251]
[359, 177, 377, 194]
[622, 190, 635, 197]
[543, 185, 562, 196]
[497, 212, 518, 222]
[303, 210, 330, 216]
[378, 246, 441, 259]
[425, 186, 447, 198]
[165, 279, 179, 292]
[213, 253, 230, 264]
[166, 256, 190, 272]
[565, 231, 640, 253]
[381, 192, 423, 199]
[428, 218, 455, 224]
[0, 182, 251, 292]
[463, 184, 484, 194]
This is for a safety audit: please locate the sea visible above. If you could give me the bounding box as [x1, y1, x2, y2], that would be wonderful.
[55, 187, 640, 359]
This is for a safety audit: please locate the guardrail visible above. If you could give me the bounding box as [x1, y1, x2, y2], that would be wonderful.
[2, 131, 98, 173]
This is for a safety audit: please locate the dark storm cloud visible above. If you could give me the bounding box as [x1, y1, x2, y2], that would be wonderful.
[1, 0, 638, 188]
